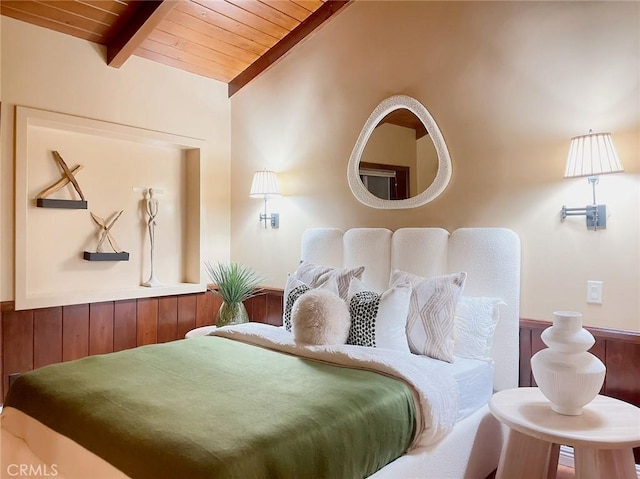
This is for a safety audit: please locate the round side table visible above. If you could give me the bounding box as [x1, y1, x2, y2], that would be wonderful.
[489, 387, 640, 479]
[185, 325, 217, 339]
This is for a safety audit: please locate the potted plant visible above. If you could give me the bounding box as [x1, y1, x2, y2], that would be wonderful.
[204, 261, 264, 327]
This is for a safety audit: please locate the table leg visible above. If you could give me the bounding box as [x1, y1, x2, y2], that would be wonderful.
[574, 447, 636, 479]
[546, 443, 560, 479]
[496, 429, 555, 479]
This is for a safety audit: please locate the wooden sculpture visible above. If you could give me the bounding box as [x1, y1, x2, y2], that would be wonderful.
[142, 188, 162, 286]
[37, 151, 87, 209]
[83, 210, 129, 261]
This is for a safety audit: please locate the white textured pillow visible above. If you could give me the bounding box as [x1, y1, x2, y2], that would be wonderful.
[346, 277, 411, 352]
[454, 296, 505, 359]
[294, 262, 365, 301]
[390, 269, 467, 363]
[282, 275, 339, 332]
[291, 290, 351, 345]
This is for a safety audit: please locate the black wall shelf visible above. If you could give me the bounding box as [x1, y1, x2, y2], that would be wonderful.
[37, 198, 87, 209]
[83, 251, 129, 262]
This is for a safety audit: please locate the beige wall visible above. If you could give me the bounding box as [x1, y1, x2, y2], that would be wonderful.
[230, 1, 640, 331]
[0, 16, 231, 302]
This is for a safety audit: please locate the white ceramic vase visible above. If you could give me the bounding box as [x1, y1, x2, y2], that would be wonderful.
[530, 311, 606, 415]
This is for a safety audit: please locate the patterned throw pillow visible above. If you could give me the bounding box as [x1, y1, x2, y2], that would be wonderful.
[282, 275, 339, 332]
[390, 269, 467, 363]
[346, 277, 411, 352]
[453, 296, 505, 359]
[294, 262, 365, 301]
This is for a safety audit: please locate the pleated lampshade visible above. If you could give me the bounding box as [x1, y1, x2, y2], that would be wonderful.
[249, 171, 281, 198]
[564, 132, 624, 178]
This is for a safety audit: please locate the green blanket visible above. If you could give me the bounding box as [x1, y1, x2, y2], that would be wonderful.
[5, 336, 416, 479]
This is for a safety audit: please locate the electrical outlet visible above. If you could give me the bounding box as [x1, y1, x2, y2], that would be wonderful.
[587, 281, 603, 304]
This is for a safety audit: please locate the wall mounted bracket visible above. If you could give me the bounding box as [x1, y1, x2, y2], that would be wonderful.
[259, 212, 279, 228]
[561, 204, 606, 230]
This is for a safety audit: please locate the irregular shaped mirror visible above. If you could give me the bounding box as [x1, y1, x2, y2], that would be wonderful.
[348, 95, 451, 209]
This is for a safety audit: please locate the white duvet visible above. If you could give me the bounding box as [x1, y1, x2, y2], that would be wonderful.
[212, 322, 459, 448]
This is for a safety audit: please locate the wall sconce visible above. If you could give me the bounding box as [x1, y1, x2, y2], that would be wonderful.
[250, 170, 281, 229]
[561, 131, 624, 230]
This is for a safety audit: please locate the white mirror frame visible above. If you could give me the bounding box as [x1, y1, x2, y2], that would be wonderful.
[347, 95, 452, 209]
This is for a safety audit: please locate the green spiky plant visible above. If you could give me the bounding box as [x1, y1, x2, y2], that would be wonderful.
[204, 261, 264, 326]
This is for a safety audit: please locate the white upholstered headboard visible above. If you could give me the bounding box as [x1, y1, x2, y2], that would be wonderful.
[300, 227, 521, 392]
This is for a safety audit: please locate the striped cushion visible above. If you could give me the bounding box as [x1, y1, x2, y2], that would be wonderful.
[295, 262, 365, 301]
[390, 270, 467, 362]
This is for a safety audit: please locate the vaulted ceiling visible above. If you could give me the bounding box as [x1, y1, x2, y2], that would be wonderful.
[1, 0, 351, 96]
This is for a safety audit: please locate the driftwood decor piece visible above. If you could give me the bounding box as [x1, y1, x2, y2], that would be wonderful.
[83, 210, 129, 261]
[36, 151, 88, 209]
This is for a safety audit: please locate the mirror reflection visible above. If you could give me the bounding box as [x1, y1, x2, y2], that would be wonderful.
[359, 108, 438, 200]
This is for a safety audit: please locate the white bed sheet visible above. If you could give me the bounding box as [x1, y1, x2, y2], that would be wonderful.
[451, 357, 495, 422]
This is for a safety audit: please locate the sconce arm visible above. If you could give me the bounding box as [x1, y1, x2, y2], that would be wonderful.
[258, 197, 280, 229]
[561, 204, 606, 230]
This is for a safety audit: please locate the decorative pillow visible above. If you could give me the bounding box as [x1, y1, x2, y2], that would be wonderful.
[291, 289, 351, 345]
[454, 296, 505, 359]
[282, 274, 339, 332]
[294, 262, 365, 301]
[346, 277, 411, 352]
[390, 269, 467, 363]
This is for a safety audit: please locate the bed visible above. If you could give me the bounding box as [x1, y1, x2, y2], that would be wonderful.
[1, 227, 521, 479]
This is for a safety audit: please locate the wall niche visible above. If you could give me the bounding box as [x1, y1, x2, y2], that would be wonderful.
[15, 106, 205, 310]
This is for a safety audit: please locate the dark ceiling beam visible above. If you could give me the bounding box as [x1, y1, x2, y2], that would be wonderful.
[228, 0, 353, 98]
[106, 0, 179, 68]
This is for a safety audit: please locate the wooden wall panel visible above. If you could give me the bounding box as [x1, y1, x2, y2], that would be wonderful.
[114, 299, 137, 352]
[89, 302, 114, 356]
[518, 328, 532, 387]
[590, 338, 607, 394]
[246, 295, 266, 324]
[33, 307, 62, 368]
[266, 292, 284, 326]
[530, 332, 547, 387]
[245, 289, 283, 326]
[2, 309, 33, 397]
[62, 304, 89, 361]
[157, 296, 178, 343]
[195, 290, 216, 327]
[177, 295, 197, 339]
[605, 341, 640, 406]
[136, 298, 158, 346]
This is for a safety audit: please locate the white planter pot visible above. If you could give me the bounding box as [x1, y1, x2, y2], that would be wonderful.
[530, 311, 606, 415]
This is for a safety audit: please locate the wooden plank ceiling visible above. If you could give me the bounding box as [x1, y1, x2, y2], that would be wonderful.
[1, 0, 350, 96]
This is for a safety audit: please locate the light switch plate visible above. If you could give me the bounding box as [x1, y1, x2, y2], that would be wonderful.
[587, 280, 603, 304]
